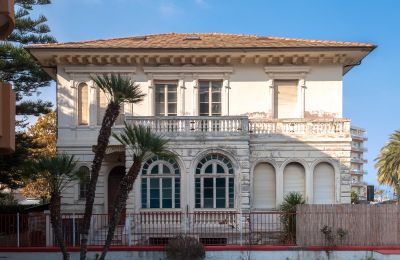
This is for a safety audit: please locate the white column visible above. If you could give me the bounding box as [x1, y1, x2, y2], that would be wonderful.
[299, 78, 306, 118]
[125, 149, 137, 213]
[222, 75, 230, 116]
[70, 75, 78, 127]
[192, 75, 199, 116]
[276, 167, 284, 207]
[147, 74, 154, 116]
[267, 78, 274, 118]
[89, 80, 97, 127]
[178, 76, 185, 116]
[306, 167, 313, 203]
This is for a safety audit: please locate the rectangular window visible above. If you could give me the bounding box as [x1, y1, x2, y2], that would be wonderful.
[79, 182, 89, 200]
[150, 179, 160, 208]
[199, 81, 222, 116]
[274, 80, 298, 119]
[155, 82, 177, 116]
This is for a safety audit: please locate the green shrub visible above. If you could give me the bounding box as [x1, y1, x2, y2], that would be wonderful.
[165, 235, 205, 260]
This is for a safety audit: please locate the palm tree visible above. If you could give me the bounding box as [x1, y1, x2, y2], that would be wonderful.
[31, 154, 79, 260]
[375, 130, 400, 203]
[80, 74, 145, 260]
[279, 192, 305, 243]
[98, 122, 172, 260]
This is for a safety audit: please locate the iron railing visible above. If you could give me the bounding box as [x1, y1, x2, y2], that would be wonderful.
[0, 211, 296, 247]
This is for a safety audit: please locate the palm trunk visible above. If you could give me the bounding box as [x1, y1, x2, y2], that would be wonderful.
[49, 192, 69, 260]
[80, 103, 120, 260]
[99, 158, 142, 260]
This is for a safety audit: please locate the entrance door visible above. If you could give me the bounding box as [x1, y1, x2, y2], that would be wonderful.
[108, 166, 126, 224]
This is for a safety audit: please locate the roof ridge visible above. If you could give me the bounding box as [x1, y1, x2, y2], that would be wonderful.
[265, 36, 374, 46]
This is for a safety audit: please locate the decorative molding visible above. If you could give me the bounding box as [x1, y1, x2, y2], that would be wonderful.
[143, 66, 233, 74]
[64, 66, 137, 74]
[264, 66, 310, 80]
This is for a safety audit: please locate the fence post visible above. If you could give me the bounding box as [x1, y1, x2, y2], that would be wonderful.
[239, 211, 243, 246]
[127, 215, 132, 246]
[16, 212, 20, 247]
[72, 213, 76, 247]
[44, 210, 52, 246]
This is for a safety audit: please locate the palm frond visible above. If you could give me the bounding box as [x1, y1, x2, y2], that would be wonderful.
[375, 130, 400, 188]
[91, 74, 146, 106]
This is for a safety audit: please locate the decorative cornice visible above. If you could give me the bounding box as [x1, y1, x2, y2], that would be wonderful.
[143, 66, 233, 74]
[64, 66, 137, 74]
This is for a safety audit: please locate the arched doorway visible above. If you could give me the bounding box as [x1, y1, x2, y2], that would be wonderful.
[108, 166, 126, 223]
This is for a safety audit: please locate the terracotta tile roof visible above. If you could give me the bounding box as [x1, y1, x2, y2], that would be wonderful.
[27, 33, 375, 50]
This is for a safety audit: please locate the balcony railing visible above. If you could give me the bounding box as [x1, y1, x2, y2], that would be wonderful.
[125, 116, 351, 138]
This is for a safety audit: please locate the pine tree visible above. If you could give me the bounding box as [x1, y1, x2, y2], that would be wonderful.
[0, 0, 56, 125]
[0, 0, 56, 190]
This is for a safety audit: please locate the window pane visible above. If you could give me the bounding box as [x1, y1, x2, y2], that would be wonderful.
[195, 178, 201, 208]
[156, 103, 165, 116]
[205, 164, 213, 174]
[199, 103, 209, 115]
[212, 103, 221, 115]
[141, 179, 147, 208]
[229, 178, 234, 208]
[167, 103, 177, 114]
[162, 199, 172, 208]
[216, 199, 225, 208]
[175, 178, 180, 208]
[203, 178, 213, 208]
[216, 164, 225, 174]
[167, 91, 177, 102]
[212, 81, 222, 89]
[150, 178, 160, 208]
[151, 165, 159, 174]
[162, 178, 172, 198]
[212, 92, 221, 102]
[162, 165, 171, 174]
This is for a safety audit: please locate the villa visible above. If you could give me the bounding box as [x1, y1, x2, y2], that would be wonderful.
[27, 32, 374, 220]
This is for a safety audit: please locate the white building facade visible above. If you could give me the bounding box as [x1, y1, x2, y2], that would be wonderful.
[28, 33, 375, 214]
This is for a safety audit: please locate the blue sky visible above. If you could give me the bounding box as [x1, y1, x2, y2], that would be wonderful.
[31, 0, 400, 189]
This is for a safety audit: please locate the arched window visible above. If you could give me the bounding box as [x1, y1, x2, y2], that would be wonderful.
[78, 83, 89, 125]
[78, 166, 90, 200]
[253, 163, 276, 209]
[283, 162, 305, 197]
[141, 156, 180, 209]
[313, 162, 335, 204]
[195, 153, 234, 209]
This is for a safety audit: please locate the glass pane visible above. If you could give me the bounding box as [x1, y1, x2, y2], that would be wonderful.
[204, 199, 213, 208]
[200, 89, 209, 103]
[162, 199, 172, 208]
[175, 178, 180, 208]
[216, 164, 225, 174]
[212, 103, 221, 115]
[212, 81, 222, 89]
[151, 165, 159, 174]
[168, 103, 177, 114]
[212, 92, 221, 102]
[195, 178, 201, 208]
[162, 178, 172, 198]
[229, 178, 234, 208]
[204, 164, 213, 174]
[150, 178, 160, 208]
[199, 103, 209, 115]
[216, 199, 225, 208]
[162, 165, 171, 174]
[167, 91, 177, 102]
[141, 178, 147, 208]
[204, 178, 213, 208]
[156, 103, 164, 116]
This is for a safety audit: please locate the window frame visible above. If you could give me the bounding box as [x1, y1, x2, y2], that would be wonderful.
[78, 166, 90, 200]
[77, 83, 89, 125]
[141, 156, 181, 209]
[198, 80, 222, 116]
[195, 154, 234, 209]
[154, 81, 178, 117]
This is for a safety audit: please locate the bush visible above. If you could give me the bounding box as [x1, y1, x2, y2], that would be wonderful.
[279, 192, 305, 243]
[165, 235, 205, 260]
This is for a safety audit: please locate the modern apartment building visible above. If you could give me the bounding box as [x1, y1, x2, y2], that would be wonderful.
[350, 126, 368, 200]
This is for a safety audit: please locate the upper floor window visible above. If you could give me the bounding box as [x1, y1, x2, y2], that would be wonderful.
[195, 153, 234, 209]
[274, 80, 298, 119]
[78, 83, 89, 125]
[155, 82, 177, 116]
[199, 80, 222, 116]
[78, 166, 90, 200]
[141, 156, 181, 209]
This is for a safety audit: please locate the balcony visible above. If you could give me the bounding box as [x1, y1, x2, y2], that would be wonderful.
[350, 169, 368, 175]
[351, 158, 368, 164]
[125, 116, 351, 139]
[351, 179, 367, 187]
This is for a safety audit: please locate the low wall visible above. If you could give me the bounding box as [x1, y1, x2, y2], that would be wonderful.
[0, 250, 396, 260]
[296, 204, 400, 246]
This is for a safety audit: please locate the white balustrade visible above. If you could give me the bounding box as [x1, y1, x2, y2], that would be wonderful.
[125, 116, 350, 137]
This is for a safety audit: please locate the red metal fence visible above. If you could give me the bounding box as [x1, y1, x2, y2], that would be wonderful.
[0, 211, 295, 247]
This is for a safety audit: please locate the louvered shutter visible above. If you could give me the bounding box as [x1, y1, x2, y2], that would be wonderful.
[313, 163, 335, 204]
[253, 163, 276, 208]
[274, 80, 298, 118]
[283, 163, 305, 197]
[78, 83, 89, 125]
[97, 89, 108, 125]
